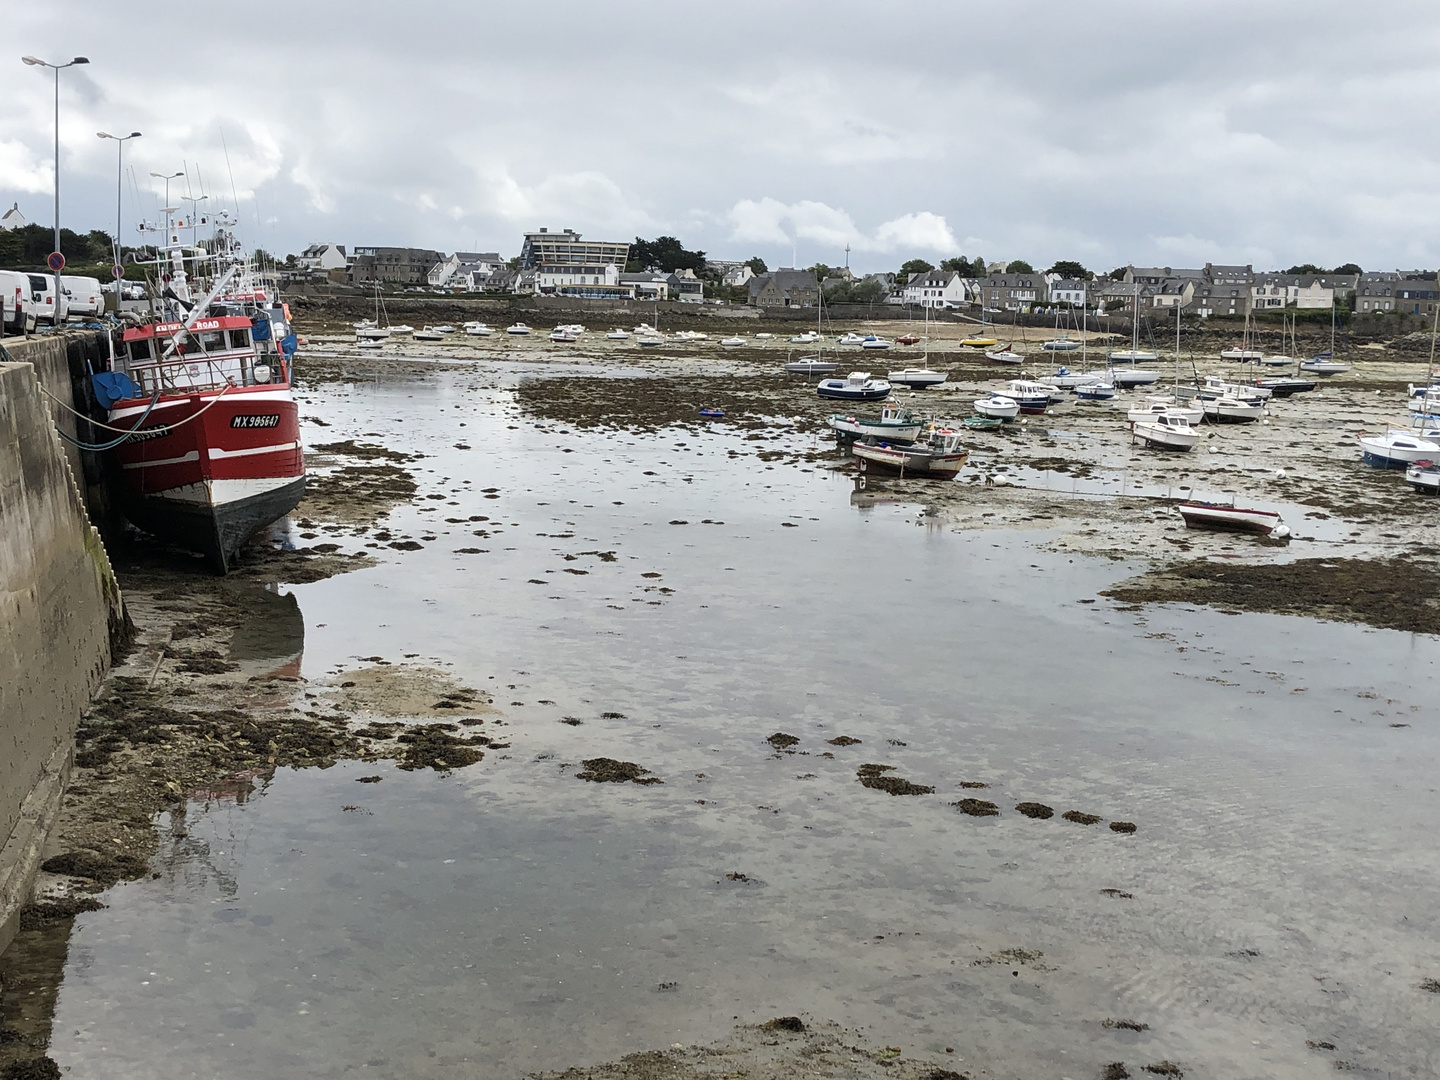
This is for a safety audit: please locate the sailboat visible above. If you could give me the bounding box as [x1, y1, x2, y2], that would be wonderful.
[1220, 307, 1262, 361]
[356, 286, 392, 339]
[888, 304, 946, 387]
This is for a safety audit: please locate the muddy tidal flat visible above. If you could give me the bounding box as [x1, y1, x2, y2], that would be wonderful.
[3, 321, 1439, 1080]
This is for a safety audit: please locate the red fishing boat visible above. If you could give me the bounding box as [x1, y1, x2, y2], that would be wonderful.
[100, 253, 304, 572]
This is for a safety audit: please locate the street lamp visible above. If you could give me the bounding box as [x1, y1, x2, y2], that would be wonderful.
[97, 131, 142, 277]
[149, 170, 184, 270]
[22, 54, 89, 322]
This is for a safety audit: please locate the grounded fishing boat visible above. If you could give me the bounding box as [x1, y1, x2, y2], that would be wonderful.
[1003, 380, 1056, 414]
[1178, 501, 1289, 539]
[973, 394, 1020, 420]
[887, 367, 947, 389]
[103, 243, 303, 573]
[1406, 460, 1440, 493]
[851, 429, 969, 477]
[1075, 381, 1118, 401]
[1132, 411, 1200, 451]
[1359, 430, 1440, 468]
[1254, 376, 1316, 397]
[827, 404, 922, 444]
[817, 372, 891, 401]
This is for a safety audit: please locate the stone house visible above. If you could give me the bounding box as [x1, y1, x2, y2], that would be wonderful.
[978, 272, 1047, 312]
[748, 270, 820, 308]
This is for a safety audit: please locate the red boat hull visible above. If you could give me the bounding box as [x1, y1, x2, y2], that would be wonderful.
[109, 385, 304, 571]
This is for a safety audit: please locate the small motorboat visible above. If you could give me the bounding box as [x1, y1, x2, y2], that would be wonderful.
[388, 324, 415, 336]
[633, 322, 659, 335]
[557, 323, 585, 334]
[785, 357, 837, 376]
[1128, 396, 1204, 425]
[1107, 349, 1158, 363]
[1075, 382, 1118, 401]
[1254, 376, 1316, 397]
[1197, 375, 1270, 401]
[828, 404, 922, 444]
[356, 326, 391, 340]
[605, 329, 630, 340]
[973, 394, 1020, 420]
[755, 332, 774, 340]
[837, 332, 866, 346]
[637, 333, 665, 347]
[1405, 460, 1440, 493]
[817, 372, 891, 401]
[1359, 430, 1440, 468]
[1202, 394, 1265, 423]
[895, 334, 922, 345]
[1045, 367, 1099, 388]
[356, 338, 384, 350]
[851, 429, 969, 477]
[1220, 347, 1263, 362]
[1132, 411, 1200, 451]
[720, 336, 746, 347]
[1178, 501, 1289, 539]
[860, 335, 894, 350]
[463, 322, 494, 336]
[431, 325, 456, 334]
[549, 329, 579, 343]
[674, 330, 708, 341]
[887, 367, 947, 389]
[506, 323, 532, 335]
[1041, 337, 1081, 352]
[1111, 368, 1161, 388]
[961, 335, 998, 348]
[413, 328, 445, 341]
[985, 346, 1025, 365]
[698, 407, 725, 418]
[1005, 379, 1060, 413]
[1300, 357, 1349, 375]
[1259, 354, 1296, 367]
[962, 416, 1003, 430]
[791, 331, 821, 344]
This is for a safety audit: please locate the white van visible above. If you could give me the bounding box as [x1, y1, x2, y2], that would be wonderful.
[62, 275, 104, 318]
[25, 273, 68, 326]
[0, 270, 34, 335]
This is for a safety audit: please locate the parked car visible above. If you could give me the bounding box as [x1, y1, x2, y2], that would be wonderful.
[25, 273, 68, 325]
[0, 270, 35, 334]
[61, 274, 104, 318]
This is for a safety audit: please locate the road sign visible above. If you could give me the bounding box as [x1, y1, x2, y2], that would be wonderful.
[47, 251, 66, 272]
[112, 264, 125, 280]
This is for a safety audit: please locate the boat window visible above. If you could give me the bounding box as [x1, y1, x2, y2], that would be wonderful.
[128, 338, 153, 362]
[197, 331, 226, 352]
[228, 329, 251, 349]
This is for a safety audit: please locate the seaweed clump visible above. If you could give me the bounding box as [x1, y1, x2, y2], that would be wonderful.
[17, 898, 106, 929]
[762, 1016, 805, 1033]
[394, 724, 487, 771]
[1015, 802, 1054, 819]
[766, 732, 799, 750]
[1062, 810, 1102, 825]
[953, 798, 1000, 817]
[40, 851, 147, 887]
[1110, 821, 1138, 834]
[826, 735, 862, 746]
[1, 1058, 62, 1080]
[857, 763, 934, 796]
[1103, 1065, 1131, 1080]
[576, 758, 662, 784]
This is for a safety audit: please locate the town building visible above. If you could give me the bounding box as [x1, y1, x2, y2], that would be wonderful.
[297, 243, 347, 272]
[518, 228, 629, 272]
[748, 270, 821, 308]
[1123, 266, 1203, 287]
[1151, 278, 1196, 310]
[666, 268, 705, 303]
[902, 269, 971, 309]
[349, 246, 443, 285]
[978, 272, 1047, 312]
[1189, 281, 1250, 318]
[618, 272, 670, 301]
[721, 264, 755, 288]
[1355, 272, 1398, 313]
[429, 252, 506, 291]
[1047, 278, 1089, 307]
[1395, 272, 1440, 316]
[1097, 280, 1152, 315]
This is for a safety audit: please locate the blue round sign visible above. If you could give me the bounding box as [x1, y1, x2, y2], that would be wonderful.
[47, 251, 66, 272]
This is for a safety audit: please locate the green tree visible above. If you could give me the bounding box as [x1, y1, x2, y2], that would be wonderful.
[1285, 263, 1323, 274]
[626, 235, 706, 273]
[1006, 259, 1035, 274]
[852, 277, 885, 303]
[899, 258, 934, 279]
[1047, 260, 1090, 280]
[808, 263, 832, 280]
[1109, 266, 1128, 280]
[745, 255, 767, 274]
[940, 256, 970, 275]
[1332, 262, 1362, 275]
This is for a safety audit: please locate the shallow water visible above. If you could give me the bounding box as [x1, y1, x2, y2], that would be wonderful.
[39, 365, 1440, 1078]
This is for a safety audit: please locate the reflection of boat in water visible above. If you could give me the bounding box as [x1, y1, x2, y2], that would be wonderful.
[225, 581, 306, 679]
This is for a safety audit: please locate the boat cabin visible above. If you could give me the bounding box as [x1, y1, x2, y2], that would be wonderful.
[118, 307, 292, 397]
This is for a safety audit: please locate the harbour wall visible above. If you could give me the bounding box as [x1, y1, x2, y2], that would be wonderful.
[0, 353, 127, 955]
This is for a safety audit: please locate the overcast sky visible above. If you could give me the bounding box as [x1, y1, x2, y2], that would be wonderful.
[3, 2, 1438, 275]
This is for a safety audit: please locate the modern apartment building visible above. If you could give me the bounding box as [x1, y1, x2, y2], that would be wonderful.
[518, 228, 630, 276]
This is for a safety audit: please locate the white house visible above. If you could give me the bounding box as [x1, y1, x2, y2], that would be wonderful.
[0, 203, 27, 231]
[1046, 277, 1089, 307]
[297, 243, 347, 272]
[902, 269, 971, 309]
[722, 265, 755, 288]
[537, 262, 622, 293]
[434, 251, 506, 291]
